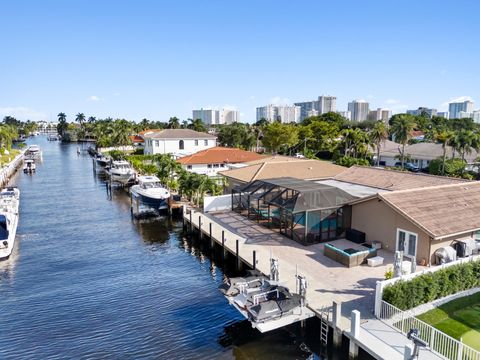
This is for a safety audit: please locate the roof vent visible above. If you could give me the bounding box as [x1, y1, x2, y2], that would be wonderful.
[308, 167, 313, 170]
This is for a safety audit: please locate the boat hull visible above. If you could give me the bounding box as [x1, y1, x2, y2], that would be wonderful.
[131, 190, 169, 210]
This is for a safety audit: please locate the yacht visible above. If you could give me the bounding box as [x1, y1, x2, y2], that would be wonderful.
[47, 134, 59, 141]
[130, 175, 170, 210]
[23, 159, 36, 174]
[0, 187, 20, 260]
[24, 145, 42, 160]
[95, 153, 110, 167]
[106, 160, 136, 185]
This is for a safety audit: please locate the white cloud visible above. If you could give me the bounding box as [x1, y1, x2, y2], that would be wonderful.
[87, 95, 101, 102]
[0, 106, 48, 121]
[269, 96, 290, 105]
[248, 95, 256, 100]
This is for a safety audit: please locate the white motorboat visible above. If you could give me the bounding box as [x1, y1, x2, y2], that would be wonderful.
[0, 187, 20, 260]
[95, 153, 110, 167]
[47, 134, 59, 141]
[23, 159, 36, 174]
[130, 175, 170, 210]
[106, 160, 136, 184]
[24, 144, 42, 160]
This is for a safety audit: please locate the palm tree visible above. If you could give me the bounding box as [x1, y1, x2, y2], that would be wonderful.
[187, 118, 207, 133]
[112, 119, 133, 146]
[0, 125, 17, 150]
[76, 113, 86, 124]
[88, 116, 96, 123]
[455, 130, 475, 162]
[57, 112, 68, 136]
[168, 117, 180, 129]
[369, 121, 389, 165]
[390, 114, 416, 169]
[435, 129, 454, 175]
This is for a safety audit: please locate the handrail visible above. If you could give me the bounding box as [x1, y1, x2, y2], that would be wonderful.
[379, 300, 480, 360]
[253, 289, 279, 305]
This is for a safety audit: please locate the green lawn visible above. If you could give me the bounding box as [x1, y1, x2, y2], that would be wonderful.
[417, 292, 480, 351]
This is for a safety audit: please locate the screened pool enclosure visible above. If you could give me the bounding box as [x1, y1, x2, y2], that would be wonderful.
[231, 178, 357, 245]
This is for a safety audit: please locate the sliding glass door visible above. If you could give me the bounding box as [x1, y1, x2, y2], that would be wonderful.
[396, 229, 417, 259]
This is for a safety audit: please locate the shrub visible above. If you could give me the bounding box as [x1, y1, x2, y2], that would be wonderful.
[382, 261, 480, 310]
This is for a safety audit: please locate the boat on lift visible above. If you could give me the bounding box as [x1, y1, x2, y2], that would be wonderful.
[0, 187, 20, 261]
[24, 144, 42, 160]
[23, 159, 36, 174]
[47, 134, 59, 141]
[106, 160, 136, 185]
[95, 153, 110, 167]
[218, 259, 314, 332]
[130, 175, 170, 210]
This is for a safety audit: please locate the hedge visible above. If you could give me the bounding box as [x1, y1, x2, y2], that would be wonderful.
[382, 260, 480, 310]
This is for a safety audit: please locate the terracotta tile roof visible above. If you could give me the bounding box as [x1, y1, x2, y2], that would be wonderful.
[334, 166, 467, 191]
[176, 147, 264, 165]
[379, 182, 480, 238]
[129, 135, 144, 143]
[220, 159, 346, 183]
[142, 129, 217, 139]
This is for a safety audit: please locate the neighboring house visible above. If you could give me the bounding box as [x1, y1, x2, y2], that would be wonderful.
[142, 129, 217, 158]
[177, 146, 265, 177]
[350, 181, 480, 265]
[379, 141, 480, 169]
[220, 156, 346, 191]
[128, 134, 145, 149]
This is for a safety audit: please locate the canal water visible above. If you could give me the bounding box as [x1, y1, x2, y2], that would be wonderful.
[0, 138, 330, 359]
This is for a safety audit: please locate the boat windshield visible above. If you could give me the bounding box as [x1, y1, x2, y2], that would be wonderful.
[141, 181, 161, 189]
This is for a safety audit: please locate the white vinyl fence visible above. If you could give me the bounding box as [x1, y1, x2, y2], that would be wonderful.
[379, 300, 480, 360]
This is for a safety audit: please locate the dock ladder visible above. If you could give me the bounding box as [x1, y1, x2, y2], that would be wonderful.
[319, 306, 330, 346]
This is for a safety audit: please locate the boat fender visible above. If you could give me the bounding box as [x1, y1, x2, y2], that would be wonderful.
[2, 240, 8, 248]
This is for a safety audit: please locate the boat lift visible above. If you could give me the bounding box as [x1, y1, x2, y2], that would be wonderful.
[226, 258, 315, 333]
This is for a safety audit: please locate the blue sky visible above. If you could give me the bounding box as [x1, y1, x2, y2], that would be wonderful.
[0, 0, 479, 123]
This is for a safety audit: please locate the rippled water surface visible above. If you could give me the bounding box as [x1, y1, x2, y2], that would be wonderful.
[0, 138, 321, 359]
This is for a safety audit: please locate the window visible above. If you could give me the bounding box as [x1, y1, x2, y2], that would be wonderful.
[179, 140, 184, 150]
[207, 164, 212, 168]
[187, 165, 192, 169]
[204, 140, 208, 146]
[220, 164, 225, 167]
[154, 140, 159, 147]
[396, 229, 418, 259]
[213, 164, 219, 168]
[195, 140, 199, 146]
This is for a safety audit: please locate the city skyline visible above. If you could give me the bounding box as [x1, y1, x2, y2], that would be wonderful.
[1, 0, 479, 123]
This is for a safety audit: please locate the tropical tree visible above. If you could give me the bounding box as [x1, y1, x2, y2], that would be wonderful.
[57, 112, 68, 136]
[369, 121, 389, 165]
[339, 128, 370, 159]
[88, 116, 96, 123]
[390, 114, 416, 169]
[261, 122, 298, 153]
[112, 119, 133, 146]
[187, 118, 207, 133]
[0, 125, 18, 150]
[75, 113, 86, 124]
[435, 129, 455, 175]
[167, 117, 180, 129]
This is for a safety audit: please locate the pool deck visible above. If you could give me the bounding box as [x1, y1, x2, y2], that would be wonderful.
[184, 208, 443, 359]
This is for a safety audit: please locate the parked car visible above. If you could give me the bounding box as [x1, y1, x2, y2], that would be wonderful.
[394, 162, 420, 172]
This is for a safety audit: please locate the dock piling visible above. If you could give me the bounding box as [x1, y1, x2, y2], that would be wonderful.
[221, 231, 226, 261]
[235, 239, 240, 271]
[252, 250, 256, 270]
[198, 215, 202, 239]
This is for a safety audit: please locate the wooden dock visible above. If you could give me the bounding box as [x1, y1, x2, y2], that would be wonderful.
[183, 207, 445, 360]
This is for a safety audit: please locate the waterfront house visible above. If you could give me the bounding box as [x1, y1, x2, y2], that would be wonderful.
[176, 146, 265, 177]
[220, 157, 346, 191]
[142, 129, 217, 158]
[349, 181, 480, 265]
[378, 140, 480, 170]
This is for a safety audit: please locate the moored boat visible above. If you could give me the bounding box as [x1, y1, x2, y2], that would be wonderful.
[106, 160, 136, 185]
[130, 175, 170, 210]
[0, 187, 20, 261]
[95, 153, 110, 167]
[23, 159, 36, 174]
[24, 145, 42, 160]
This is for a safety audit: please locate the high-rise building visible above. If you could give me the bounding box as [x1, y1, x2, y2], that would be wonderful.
[192, 108, 240, 125]
[256, 104, 301, 123]
[448, 100, 474, 119]
[337, 111, 352, 121]
[294, 95, 337, 121]
[437, 112, 449, 119]
[347, 100, 369, 121]
[406, 107, 438, 118]
[368, 108, 392, 122]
